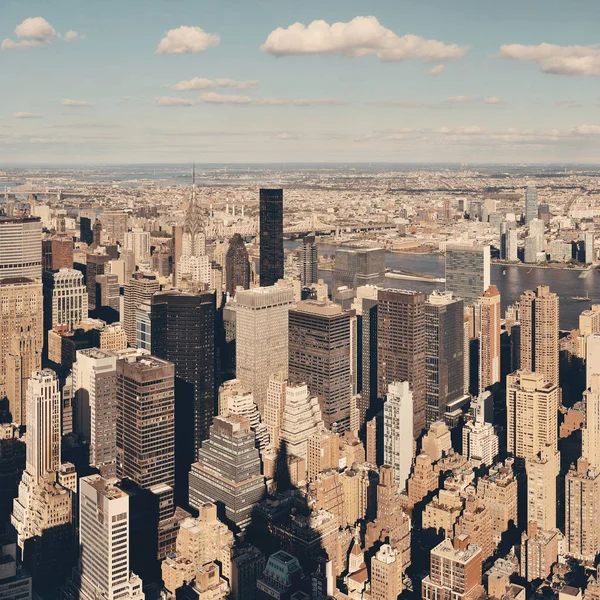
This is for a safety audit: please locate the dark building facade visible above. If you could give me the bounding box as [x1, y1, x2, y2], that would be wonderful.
[359, 297, 378, 425]
[377, 288, 427, 438]
[425, 291, 465, 425]
[80, 216, 93, 245]
[151, 291, 215, 502]
[259, 189, 284, 287]
[225, 233, 250, 296]
[332, 248, 385, 295]
[288, 300, 352, 432]
[86, 253, 110, 311]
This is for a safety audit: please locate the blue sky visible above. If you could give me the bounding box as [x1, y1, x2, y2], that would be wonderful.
[1, 0, 600, 164]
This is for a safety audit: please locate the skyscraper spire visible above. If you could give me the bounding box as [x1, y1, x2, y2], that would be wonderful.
[184, 161, 203, 248]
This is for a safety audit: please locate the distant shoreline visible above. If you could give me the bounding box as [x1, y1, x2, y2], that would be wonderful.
[493, 260, 591, 272]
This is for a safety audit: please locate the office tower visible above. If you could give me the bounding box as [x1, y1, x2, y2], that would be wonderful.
[360, 296, 378, 424]
[477, 461, 518, 545]
[0, 277, 43, 425]
[116, 353, 175, 497]
[425, 291, 465, 424]
[299, 234, 318, 287]
[152, 290, 215, 452]
[63, 475, 144, 600]
[95, 273, 120, 313]
[135, 302, 152, 351]
[583, 231, 595, 263]
[25, 370, 61, 480]
[462, 414, 498, 467]
[478, 285, 501, 392]
[43, 236, 73, 271]
[332, 248, 385, 292]
[234, 286, 293, 413]
[445, 244, 491, 306]
[421, 536, 483, 600]
[86, 251, 110, 310]
[279, 383, 324, 467]
[383, 381, 413, 491]
[42, 268, 88, 333]
[0, 216, 42, 281]
[289, 299, 352, 431]
[73, 349, 118, 476]
[583, 374, 600, 471]
[92, 219, 102, 247]
[371, 544, 402, 600]
[506, 371, 558, 460]
[124, 273, 160, 346]
[124, 228, 151, 262]
[259, 188, 284, 287]
[0, 538, 32, 600]
[519, 286, 559, 385]
[520, 522, 559, 582]
[587, 335, 600, 387]
[525, 186, 538, 225]
[99, 210, 129, 244]
[377, 289, 426, 437]
[526, 445, 559, 531]
[218, 379, 269, 451]
[565, 457, 600, 562]
[161, 505, 235, 597]
[80, 216, 93, 245]
[225, 233, 250, 296]
[188, 415, 265, 532]
[506, 229, 518, 262]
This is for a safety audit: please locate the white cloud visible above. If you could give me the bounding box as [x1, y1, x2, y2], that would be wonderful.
[155, 96, 196, 106]
[64, 30, 84, 42]
[484, 97, 505, 104]
[427, 64, 446, 75]
[434, 125, 486, 135]
[156, 26, 220, 54]
[499, 43, 600, 77]
[2, 16, 56, 50]
[446, 95, 473, 103]
[117, 96, 131, 105]
[198, 93, 343, 106]
[574, 125, 600, 135]
[13, 112, 42, 119]
[173, 77, 259, 91]
[62, 99, 93, 107]
[261, 16, 468, 63]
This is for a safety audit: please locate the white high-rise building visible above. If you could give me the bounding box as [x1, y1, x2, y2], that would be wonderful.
[176, 254, 211, 288]
[525, 186, 538, 225]
[43, 268, 88, 330]
[63, 475, 144, 600]
[583, 374, 600, 472]
[124, 228, 150, 262]
[234, 286, 294, 413]
[462, 400, 498, 467]
[587, 334, 600, 388]
[25, 369, 61, 481]
[279, 383, 324, 465]
[0, 216, 42, 281]
[506, 229, 518, 262]
[383, 381, 414, 491]
[73, 349, 118, 475]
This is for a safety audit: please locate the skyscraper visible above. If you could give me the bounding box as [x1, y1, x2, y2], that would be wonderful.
[234, 286, 293, 413]
[225, 233, 250, 296]
[299, 235, 318, 287]
[288, 299, 352, 432]
[99, 210, 129, 244]
[519, 286, 559, 386]
[332, 248, 385, 291]
[0, 216, 42, 281]
[425, 291, 465, 424]
[123, 273, 159, 346]
[86, 251, 110, 311]
[63, 475, 144, 600]
[478, 285, 501, 392]
[525, 186, 538, 225]
[259, 189, 284, 287]
[445, 244, 491, 306]
[151, 291, 215, 452]
[188, 415, 265, 532]
[42, 268, 88, 333]
[80, 216, 93, 246]
[583, 374, 600, 471]
[73, 348, 118, 476]
[116, 353, 175, 512]
[383, 381, 413, 491]
[377, 289, 426, 437]
[0, 277, 43, 426]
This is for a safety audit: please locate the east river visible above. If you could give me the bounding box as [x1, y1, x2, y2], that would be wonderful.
[285, 241, 598, 331]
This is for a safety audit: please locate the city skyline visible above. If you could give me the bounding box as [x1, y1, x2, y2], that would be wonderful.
[2, 0, 600, 163]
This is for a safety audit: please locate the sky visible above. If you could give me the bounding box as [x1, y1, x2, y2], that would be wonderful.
[1, 0, 600, 164]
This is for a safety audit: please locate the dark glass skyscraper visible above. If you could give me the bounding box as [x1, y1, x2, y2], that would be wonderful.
[225, 233, 250, 296]
[299, 235, 318, 287]
[79, 216, 93, 245]
[151, 291, 215, 503]
[259, 189, 283, 287]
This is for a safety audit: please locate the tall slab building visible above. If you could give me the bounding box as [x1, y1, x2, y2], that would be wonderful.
[445, 244, 490, 306]
[259, 189, 284, 287]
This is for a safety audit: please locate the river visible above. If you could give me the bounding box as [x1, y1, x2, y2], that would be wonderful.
[285, 241, 597, 331]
